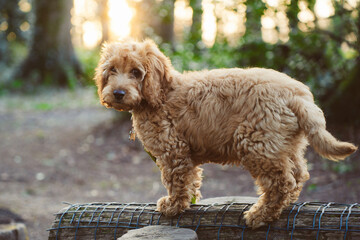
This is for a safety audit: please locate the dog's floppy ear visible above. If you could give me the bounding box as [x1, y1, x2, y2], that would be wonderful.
[142, 39, 172, 108]
[94, 42, 114, 104]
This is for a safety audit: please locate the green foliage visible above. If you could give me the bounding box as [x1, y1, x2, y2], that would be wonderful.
[161, 42, 239, 72]
[307, 183, 317, 192]
[331, 162, 353, 174]
[76, 47, 100, 85]
[322, 160, 353, 174]
[34, 102, 53, 111]
[191, 195, 197, 204]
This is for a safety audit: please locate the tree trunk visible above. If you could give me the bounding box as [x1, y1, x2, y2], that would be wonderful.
[287, 0, 300, 30]
[157, 0, 174, 43]
[12, 0, 82, 90]
[130, 0, 174, 44]
[244, 1, 266, 39]
[99, 0, 110, 44]
[323, 60, 360, 124]
[189, 0, 202, 50]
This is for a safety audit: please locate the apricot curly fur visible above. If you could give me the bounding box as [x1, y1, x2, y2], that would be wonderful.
[94, 39, 357, 229]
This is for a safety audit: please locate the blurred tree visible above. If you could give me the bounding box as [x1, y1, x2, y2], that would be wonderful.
[130, 0, 174, 44]
[317, 2, 360, 124]
[0, 0, 29, 66]
[11, 0, 82, 90]
[244, 1, 266, 40]
[286, 0, 300, 30]
[157, 0, 175, 43]
[188, 0, 202, 51]
[99, 0, 110, 44]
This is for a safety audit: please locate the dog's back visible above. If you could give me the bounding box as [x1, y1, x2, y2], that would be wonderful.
[167, 68, 310, 164]
[167, 68, 356, 165]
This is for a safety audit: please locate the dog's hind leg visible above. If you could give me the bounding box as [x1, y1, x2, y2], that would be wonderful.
[289, 138, 310, 203]
[243, 155, 297, 228]
[290, 135, 310, 203]
[290, 156, 309, 203]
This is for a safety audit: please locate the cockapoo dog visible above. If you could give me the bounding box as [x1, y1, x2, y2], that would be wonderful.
[94, 39, 357, 228]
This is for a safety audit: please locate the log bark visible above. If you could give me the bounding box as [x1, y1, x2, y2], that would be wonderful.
[48, 198, 360, 240]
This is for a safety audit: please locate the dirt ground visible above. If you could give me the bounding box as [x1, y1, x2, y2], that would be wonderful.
[0, 87, 359, 239]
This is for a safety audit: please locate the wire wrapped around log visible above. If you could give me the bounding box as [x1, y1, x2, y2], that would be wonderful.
[48, 201, 360, 240]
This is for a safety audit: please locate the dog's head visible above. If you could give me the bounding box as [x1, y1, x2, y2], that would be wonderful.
[94, 39, 172, 111]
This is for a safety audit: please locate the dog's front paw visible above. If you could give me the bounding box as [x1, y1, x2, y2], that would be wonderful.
[244, 208, 267, 229]
[156, 196, 187, 217]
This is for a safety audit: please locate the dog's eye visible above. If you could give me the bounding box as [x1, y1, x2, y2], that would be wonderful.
[110, 67, 117, 73]
[131, 68, 142, 79]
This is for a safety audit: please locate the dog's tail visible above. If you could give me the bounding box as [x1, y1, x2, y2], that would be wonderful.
[288, 96, 357, 161]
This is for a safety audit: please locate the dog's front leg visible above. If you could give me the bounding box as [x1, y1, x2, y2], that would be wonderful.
[156, 153, 201, 216]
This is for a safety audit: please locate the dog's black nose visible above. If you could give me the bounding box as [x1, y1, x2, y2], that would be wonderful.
[113, 89, 126, 100]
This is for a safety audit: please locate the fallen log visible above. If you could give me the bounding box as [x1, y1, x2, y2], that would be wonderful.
[48, 197, 360, 240]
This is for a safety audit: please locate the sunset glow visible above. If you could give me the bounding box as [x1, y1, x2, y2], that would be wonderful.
[82, 21, 102, 48]
[202, 0, 217, 47]
[72, 0, 345, 49]
[174, 0, 193, 40]
[108, 0, 134, 40]
[315, 0, 334, 18]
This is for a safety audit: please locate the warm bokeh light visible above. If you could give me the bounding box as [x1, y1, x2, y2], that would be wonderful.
[174, 0, 193, 40]
[18, 0, 31, 13]
[0, 22, 8, 32]
[276, 11, 290, 42]
[215, 1, 246, 46]
[73, 0, 102, 48]
[345, 0, 360, 9]
[82, 21, 102, 48]
[73, 0, 134, 48]
[108, 0, 134, 40]
[261, 1, 290, 44]
[262, 8, 278, 44]
[202, 0, 217, 47]
[262, 16, 276, 29]
[298, 1, 315, 23]
[71, 0, 345, 49]
[297, 0, 315, 31]
[315, 0, 334, 18]
[19, 21, 30, 32]
[265, 0, 282, 8]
